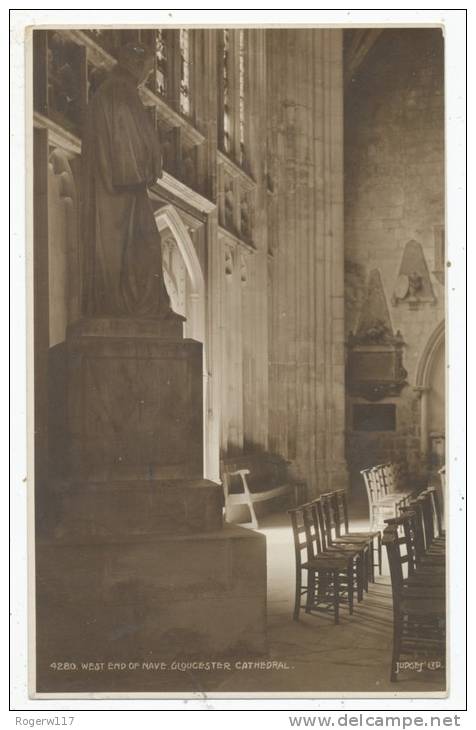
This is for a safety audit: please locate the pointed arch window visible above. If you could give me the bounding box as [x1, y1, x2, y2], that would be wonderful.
[179, 29, 191, 116]
[222, 30, 232, 154]
[238, 29, 246, 165]
[218, 29, 247, 168]
[155, 29, 168, 98]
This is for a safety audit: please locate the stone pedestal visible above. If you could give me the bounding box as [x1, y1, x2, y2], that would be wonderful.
[66, 318, 203, 482]
[51, 478, 225, 539]
[36, 525, 267, 693]
[37, 317, 267, 691]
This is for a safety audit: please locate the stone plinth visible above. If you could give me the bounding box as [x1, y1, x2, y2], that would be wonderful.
[37, 315, 268, 693]
[66, 318, 203, 481]
[36, 525, 267, 693]
[51, 478, 224, 539]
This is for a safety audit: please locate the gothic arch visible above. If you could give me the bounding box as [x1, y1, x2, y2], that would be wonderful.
[48, 147, 80, 344]
[154, 204, 205, 344]
[415, 320, 445, 460]
[415, 320, 445, 389]
[154, 204, 211, 478]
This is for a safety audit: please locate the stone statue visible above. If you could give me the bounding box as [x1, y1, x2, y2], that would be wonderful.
[408, 271, 423, 298]
[82, 43, 173, 318]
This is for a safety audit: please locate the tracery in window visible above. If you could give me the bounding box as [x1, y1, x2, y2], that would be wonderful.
[179, 29, 191, 116]
[47, 31, 82, 131]
[239, 29, 246, 165]
[222, 30, 232, 154]
[84, 29, 118, 57]
[155, 29, 168, 98]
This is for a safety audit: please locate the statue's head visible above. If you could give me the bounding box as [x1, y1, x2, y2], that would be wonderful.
[117, 43, 155, 86]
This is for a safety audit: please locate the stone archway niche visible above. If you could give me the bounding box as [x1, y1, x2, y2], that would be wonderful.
[415, 320, 445, 466]
[154, 204, 215, 481]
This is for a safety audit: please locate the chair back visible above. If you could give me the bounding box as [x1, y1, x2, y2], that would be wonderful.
[383, 512, 417, 608]
[381, 463, 392, 493]
[417, 491, 435, 549]
[319, 494, 339, 546]
[307, 498, 331, 554]
[331, 489, 350, 535]
[374, 464, 391, 497]
[289, 502, 322, 569]
[361, 467, 379, 507]
[382, 524, 404, 607]
[383, 513, 416, 578]
[426, 486, 443, 537]
[288, 505, 309, 574]
[401, 500, 425, 567]
[302, 502, 322, 561]
[439, 465, 446, 491]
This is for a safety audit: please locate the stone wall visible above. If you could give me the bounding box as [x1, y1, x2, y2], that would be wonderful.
[344, 29, 445, 491]
[267, 29, 347, 496]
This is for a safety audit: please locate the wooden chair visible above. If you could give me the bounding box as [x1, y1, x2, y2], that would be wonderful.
[325, 489, 382, 580]
[390, 507, 444, 588]
[288, 503, 359, 624]
[411, 491, 446, 562]
[426, 486, 445, 539]
[315, 496, 368, 596]
[439, 465, 446, 491]
[221, 453, 307, 529]
[361, 463, 415, 532]
[383, 516, 445, 682]
[361, 466, 400, 531]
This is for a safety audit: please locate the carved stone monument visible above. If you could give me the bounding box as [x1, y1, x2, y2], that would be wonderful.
[36, 45, 266, 692]
[392, 240, 436, 309]
[347, 269, 407, 401]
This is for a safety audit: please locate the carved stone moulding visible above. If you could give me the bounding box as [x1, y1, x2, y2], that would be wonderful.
[392, 239, 436, 309]
[349, 378, 407, 402]
[347, 267, 407, 401]
[346, 342, 408, 402]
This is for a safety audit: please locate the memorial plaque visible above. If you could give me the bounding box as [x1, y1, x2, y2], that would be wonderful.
[353, 403, 396, 431]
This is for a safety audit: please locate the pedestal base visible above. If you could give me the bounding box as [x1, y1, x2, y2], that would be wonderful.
[50, 478, 224, 538]
[66, 318, 203, 481]
[38, 315, 268, 694]
[36, 525, 267, 693]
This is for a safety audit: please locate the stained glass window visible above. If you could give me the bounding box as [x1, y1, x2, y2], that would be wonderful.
[155, 29, 168, 99]
[91, 29, 118, 55]
[239, 29, 246, 165]
[47, 31, 82, 131]
[222, 30, 232, 154]
[179, 29, 191, 116]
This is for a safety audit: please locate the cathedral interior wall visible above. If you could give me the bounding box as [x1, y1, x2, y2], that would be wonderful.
[344, 29, 445, 492]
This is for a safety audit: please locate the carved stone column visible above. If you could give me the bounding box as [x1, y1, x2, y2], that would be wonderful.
[267, 29, 348, 495]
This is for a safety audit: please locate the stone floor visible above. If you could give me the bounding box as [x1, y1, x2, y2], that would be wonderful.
[212, 499, 446, 695]
[37, 493, 446, 696]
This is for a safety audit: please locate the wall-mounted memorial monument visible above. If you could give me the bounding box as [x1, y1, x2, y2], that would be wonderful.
[347, 269, 407, 401]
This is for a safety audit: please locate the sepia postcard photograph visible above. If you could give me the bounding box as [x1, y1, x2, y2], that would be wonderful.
[9, 8, 467, 707]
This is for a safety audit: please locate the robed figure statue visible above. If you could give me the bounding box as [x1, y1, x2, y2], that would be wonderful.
[82, 43, 173, 318]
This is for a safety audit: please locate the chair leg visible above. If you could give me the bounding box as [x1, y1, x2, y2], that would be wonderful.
[356, 556, 364, 603]
[248, 500, 259, 530]
[390, 612, 402, 682]
[306, 570, 315, 613]
[347, 564, 354, 615]
[364, 548, 369, 592]
[377, 533, 382, 575]
[368, 542, 375, 583]
[333, 570, 340, 624]
[318, 570, 329, 605]
[293, 567, 301, 621]
[371, 506, 376, 532]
